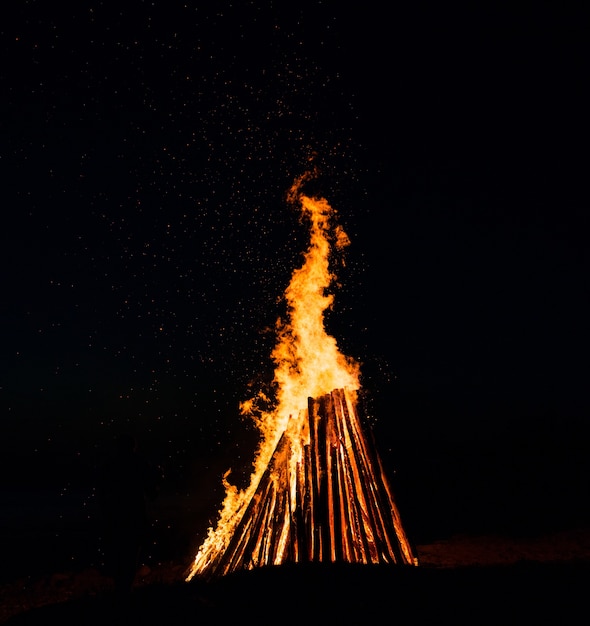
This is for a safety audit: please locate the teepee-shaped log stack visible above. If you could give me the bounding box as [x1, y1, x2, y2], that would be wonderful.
[200, 388, 417, 579]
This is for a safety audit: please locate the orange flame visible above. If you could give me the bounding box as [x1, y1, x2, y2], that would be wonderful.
[186, 176, 361, 580]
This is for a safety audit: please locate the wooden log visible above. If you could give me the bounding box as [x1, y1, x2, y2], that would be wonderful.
[220, 478, 274, 574]
[269, 484, 291, 564]
[328, 442, 344, 561]
[313, 394, 331, 561]
[307, 396, 323, 560]
[248, 483, 278, 568]
[209, 430, 290, 576]
[340, 390, 416, 564]
[294, 444, 313, 562]
[334, 434, 362, 562]
[372, 439, 416, 564]
[337, 393, 383, 563]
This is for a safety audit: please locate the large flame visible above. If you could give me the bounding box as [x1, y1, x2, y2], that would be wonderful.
[186, 175, 359, 579]
[186, 174, 415, 580]
[248, 173, 360, 459]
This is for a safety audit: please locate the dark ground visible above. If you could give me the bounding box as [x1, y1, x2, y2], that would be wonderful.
[1, 551, 589, 625]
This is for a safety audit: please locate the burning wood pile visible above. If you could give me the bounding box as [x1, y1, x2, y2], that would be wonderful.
[186, 173, 418, 581]
[191, 388, 416, 579]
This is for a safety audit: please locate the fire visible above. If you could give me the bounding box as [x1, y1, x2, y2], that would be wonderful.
[186, 174, 417, 580]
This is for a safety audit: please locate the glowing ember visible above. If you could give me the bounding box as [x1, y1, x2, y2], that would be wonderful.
[186, 173, 417, 580]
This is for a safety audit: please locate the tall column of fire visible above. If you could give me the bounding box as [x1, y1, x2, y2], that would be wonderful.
[186, 174, 417, 580]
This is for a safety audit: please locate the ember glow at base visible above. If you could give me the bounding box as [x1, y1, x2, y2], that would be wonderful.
[186, 173, 417, 580]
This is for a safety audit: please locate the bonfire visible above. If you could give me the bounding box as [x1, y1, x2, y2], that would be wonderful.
[187, 172, 418, 581]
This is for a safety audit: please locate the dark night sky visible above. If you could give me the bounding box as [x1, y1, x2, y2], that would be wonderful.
[1, 1, 589, 546]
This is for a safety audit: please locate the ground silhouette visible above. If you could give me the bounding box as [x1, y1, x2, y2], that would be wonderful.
[2, 531, 589, 625]
[2, 561, 589, 625]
